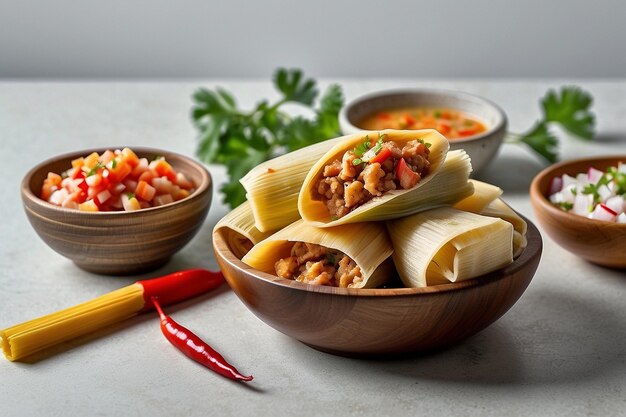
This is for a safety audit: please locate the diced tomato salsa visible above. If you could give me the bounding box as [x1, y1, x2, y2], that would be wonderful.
[41, 148, 195, 212]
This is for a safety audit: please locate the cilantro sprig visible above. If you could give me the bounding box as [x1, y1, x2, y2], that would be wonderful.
[192, 68, 344, 208]
[506, 86, 595, 163]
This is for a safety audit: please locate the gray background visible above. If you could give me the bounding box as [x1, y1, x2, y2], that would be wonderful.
[1, 0, 625, 79]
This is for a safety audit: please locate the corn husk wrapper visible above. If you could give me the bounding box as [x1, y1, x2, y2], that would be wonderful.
[299, 129, 473, 227]
[240, 137, 344, 232]
[480, 198, 528, 258]
[386, 207, 513, 288]
[242, 220, 394, 289]
[453, 179, 503, 213]
[214, 201, 272, 259]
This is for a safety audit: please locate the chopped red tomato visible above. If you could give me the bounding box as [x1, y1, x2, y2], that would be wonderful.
[395, 158, 420, 189]
[41, 148, 195, 212]
[369, 147, 392, 164]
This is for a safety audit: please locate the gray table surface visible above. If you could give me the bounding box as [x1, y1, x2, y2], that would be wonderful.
[0, 80, 624, 417]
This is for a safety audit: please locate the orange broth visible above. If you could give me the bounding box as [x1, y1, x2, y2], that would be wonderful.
[358, 107, 487, 139]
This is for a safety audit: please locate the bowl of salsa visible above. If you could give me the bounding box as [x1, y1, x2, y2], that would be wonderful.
[339, 89, 507, 173]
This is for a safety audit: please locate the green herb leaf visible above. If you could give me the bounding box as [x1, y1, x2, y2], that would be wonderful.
[542, 86, 595, 140]
[353, 135, 372, 157]
[556, 202, 574, 211]
[352, 158, 363, 166]
[516, 122, 559, 164]
[273, 68, 318, 106]
[507, 85, 596, 164]
[192, 68, 343, 208]
[87, 162, 103, 177]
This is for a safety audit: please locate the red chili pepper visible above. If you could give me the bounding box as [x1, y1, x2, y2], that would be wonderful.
[138, 269, 224, 312]
[152, 298, 253, 382]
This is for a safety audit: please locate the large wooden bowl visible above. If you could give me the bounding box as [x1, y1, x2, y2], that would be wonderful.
[530, 156, 626, 268]
[22, 147, 212, 275]
[213, 219, 542, 356]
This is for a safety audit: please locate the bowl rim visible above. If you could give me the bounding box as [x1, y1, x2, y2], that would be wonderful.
[21, 146, 212, 216]
[530, 155, 626, 229]
[213, 213, 542, 298]
[338, 88, 508, 144]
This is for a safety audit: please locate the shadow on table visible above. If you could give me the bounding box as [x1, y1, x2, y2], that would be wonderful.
[287, 287, 625, 387]
[475, 154, 544, 194]
[384, 288, 625, 386]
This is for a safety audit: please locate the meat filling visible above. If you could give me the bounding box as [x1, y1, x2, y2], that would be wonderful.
[314, 137, 430, 219]
[274, 242, 363, 288]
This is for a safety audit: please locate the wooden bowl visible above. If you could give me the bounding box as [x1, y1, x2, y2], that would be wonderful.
[213, 219, 542, 356]
[339, 89, 508, 173]
[530, 156, 626, 268]
[22, 147, 212, 275]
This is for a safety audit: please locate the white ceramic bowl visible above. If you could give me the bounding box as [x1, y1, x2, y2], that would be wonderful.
[339, 89, 508, 173]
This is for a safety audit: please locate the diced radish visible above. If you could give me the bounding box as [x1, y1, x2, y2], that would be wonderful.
[561, 185, 576, 203]
[96, 189, 111, 204]
[576, 173, 589, 185]
[562, 174, 577, 188]
[152, 176, 174, 194]
[85, 174, 102, 187]
[62, 200, 79, 209]
[153, 194, 174, 206]
[549, 176, 563, 194]
[111, 183, 126, 195]
[618, 162, 626, 174]
[121, 194, 141, 211]
[598, 184, 612, 202]
[49, 189, 69, 205]
[591, 204, 617, 221]
[587, 167, 604, 184]
[617, 213, 626, 223]
[61, 177, 72, 188]
[605, 196, 624, 214]
[572, 194, 594, 216]
[176, 172, 193, 189]
[550, 192, 564, 204]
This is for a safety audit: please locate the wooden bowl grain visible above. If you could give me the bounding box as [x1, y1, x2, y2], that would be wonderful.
[213, 218, 542, 356]
[530, 156, 626, 268]
[22, 147, 212, 275]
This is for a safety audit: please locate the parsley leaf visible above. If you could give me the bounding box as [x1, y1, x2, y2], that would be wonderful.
[542, 87, 595, 139]
[353, 135, 372, 157]
[192, 68, 344, 208]
[506, 86, 596, 163]
[517, 122, 559, 163]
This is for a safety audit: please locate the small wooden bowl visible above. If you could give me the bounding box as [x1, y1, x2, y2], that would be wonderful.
[22, 147, 212, 275]
[530, 156, 626, 268]
[213, 219, 542, 356]
[339, 89, 508, 173]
